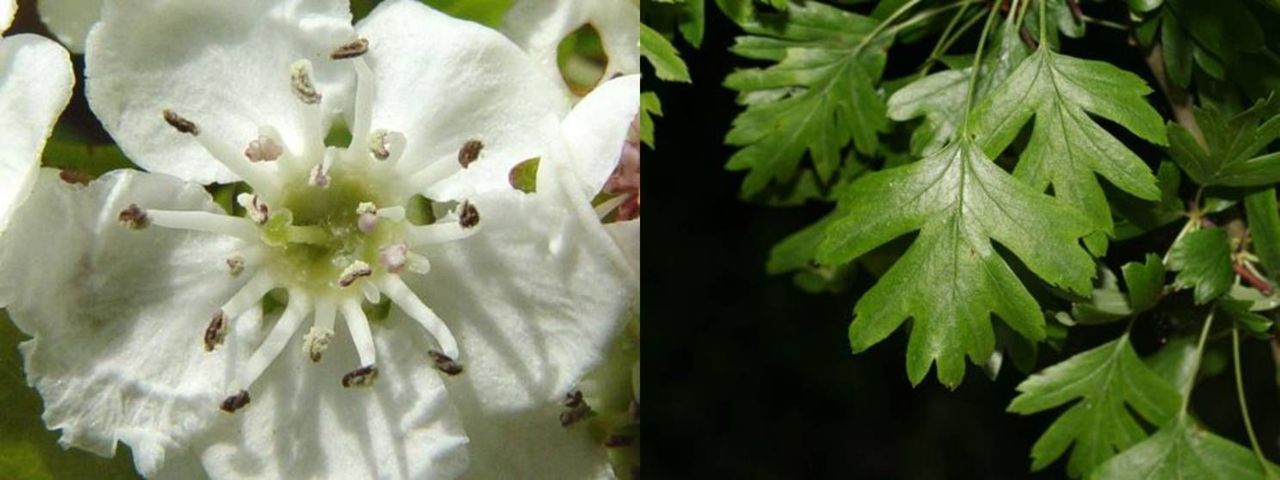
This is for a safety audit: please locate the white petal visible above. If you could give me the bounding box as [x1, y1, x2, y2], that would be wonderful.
[407, 189, 633, 415]
[37, 0, 102, 54]
[0, 170, 247, 476]
[0, 34, 73, 234]
[604, 219, 639, 278]
[562, 74, 639, 195]
[502, 0, 639, 91]
[194, 311, 469, 480]
[0, 0, 14, 34]
[355, 0, 570, 200]
[451, 400, 614, 480]
[86, 0, 355, 184]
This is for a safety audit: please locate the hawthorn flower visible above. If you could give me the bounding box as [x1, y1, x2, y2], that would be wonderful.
[502, 0, 640, 95]
[36, 0, 101, 53]
[0, 0, 633, 478]
[0, 0, 74, 236]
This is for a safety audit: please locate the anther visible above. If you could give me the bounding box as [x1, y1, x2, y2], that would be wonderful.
[458, 140, 483, 168]
[236, 193, 270, 225]
[203, 310, 227, 351]
[563, 389, 585, 408]
[226, 256, 245, 276]
[379, 243, 408, 273]
[244, 135, 283, 162]
[302, 326, 334, 362]
[330, 38, 369, 60]
[162, 110, 199, 135]
[356, 203, 379, 233]
[338, 261, 373, 287]
[428, 350, 463, 376]
[118, 204, 149, 229]
[341, 365, 378, 387]
[604, 435, 634, 448]
[458, 201, 479, 229]
[289, 60, 322, 105]
[559, 402, 593, 427]
[369, 130, 391, 160]
[220, 390, 251, 413]
[309, 164, 330, 188]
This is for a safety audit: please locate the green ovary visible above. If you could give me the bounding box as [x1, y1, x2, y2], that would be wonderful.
[263, 166, 405, 293]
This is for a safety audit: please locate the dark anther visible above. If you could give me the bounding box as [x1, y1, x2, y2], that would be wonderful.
[341, 365, 379, 387]
[428, 350, 463, 376]
[59, 169, 91, 185]
[458, 201, 479, 229]
[118, 204, 149, 229]
[338, 264, 372, 287]
[162, 109, 199, 135]
[220, 390, 251, 413]
[458, 140, 483, 168]
[1019, 26, 1038, 50]
[563, 389, 585, 408]
[559, 402, 593, 427]
[331, 38, 369, 60]
[604, 435, 634, 448]
[203, 310, 227, 352]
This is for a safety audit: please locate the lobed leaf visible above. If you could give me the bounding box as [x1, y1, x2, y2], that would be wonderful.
[1089, 416, 1278, 480]
[1167, 228, 1234, 305]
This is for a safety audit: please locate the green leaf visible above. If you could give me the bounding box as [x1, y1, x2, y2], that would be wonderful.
[1217, 299, 1274, 338]
[640, 23, 692, 82]
[816, 139, 1095, 387]
[420, 0, 512, 26]
[889, 23, 1029, 155]
[639, 91, 663, 148]
[677, 0, 705, 47]
[1160, 10, 1194, 87]
[1122, 254, 1166, 313]
[1245, 188, 1280, 276]
[1089, 416, 1278, 480]
[723, 2, 887, 195]
[1168, 96, 1280, 187]
[1008, 334, 1181, 477]
[1145, 335, 1199, 398]
[1167, 228, 1235, 304]
[974, 49, 1168, 256]
[41, 140, 137, 178]
[1112, 161, 1186, 240]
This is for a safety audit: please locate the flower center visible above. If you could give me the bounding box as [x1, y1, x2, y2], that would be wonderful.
[117, 39, 488, 413]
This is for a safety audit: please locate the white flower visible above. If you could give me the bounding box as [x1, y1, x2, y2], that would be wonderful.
[501, 0, 640, 95]
[0, 1, 634, 478]
[36, 0, 102, 54]
[0, 0, 74, 236]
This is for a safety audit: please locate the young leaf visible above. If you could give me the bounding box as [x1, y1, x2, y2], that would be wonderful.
[816, 139, 1095, 387]
[1244, 189, 1280, 276]
[640, 23, 692, 82]
[1167, 228, 1234, 304]
[1168, 96, 1280, 187]
[1121, 253, 1166, 313]
[1089, 416, 1278, 480]
[639, 91, 662, 148]
[723, 3, 887, 195]
[973, 49, 1168, 254]
[1217, 299, 1274, 339]
[1008, 334, 1181, 477]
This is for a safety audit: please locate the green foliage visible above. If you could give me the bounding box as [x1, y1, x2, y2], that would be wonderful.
[973, 48, 1167, 254]
[1008, 334, 1180, 477]
[640, 24, 692, 82]
[816, 139, 1095, 386]
[1090, 416, 1278, 480]
[722, 2, 887, 195]
[1167, 228, 1235, 305]
[1168, 96, 1280, 187]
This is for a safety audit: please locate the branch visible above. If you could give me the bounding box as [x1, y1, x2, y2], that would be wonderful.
[1143, 43, 1207, 149]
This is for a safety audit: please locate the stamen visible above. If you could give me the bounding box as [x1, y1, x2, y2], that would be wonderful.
[289, 60, 322, 105]
[458, 140, 483, 168]
[356, 202, 379, 233]
[340, 300, 377, 367]
[375, 206, 405, 221]
[146, 209, 260, 241]
[226, 255, 245, 276]
[378, 243, 408, 273]
[338, 261, 373, 287]
[559, 395, 594, 427]
[236, 193, 270, 225]
[359, 282, 381, 304]
[203, 310, 227, 351]
[160, 109, 280, 196]
[458, 201, 479, 229]
[406, 156, 461, 187]
[118, 204, 149, 229]
[220, 390, 250, 413]
[244, 134, 283, 162]
[309, 148, 336, 188]
[304, 297, 337, 362]
[428, 350, 462, 376]
[330, 38, 369, 60]
[162, 110, 199, 135]
[376, 276, 459, 359]
[218, 271, 277, 320]
[593, 194, 628, 220]
[341, 365, 378, 387]
[349, 58, 375, 146]
[235, 290, 313, 393]
[405, 221, 477, 247]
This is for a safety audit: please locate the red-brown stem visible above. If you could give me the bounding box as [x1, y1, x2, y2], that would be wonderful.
[1235, 262, 1275, 296]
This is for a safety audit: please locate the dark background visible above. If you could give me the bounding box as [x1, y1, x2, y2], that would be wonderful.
[642, 4, 1280, 478]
